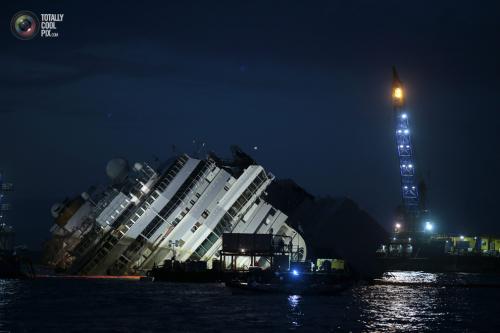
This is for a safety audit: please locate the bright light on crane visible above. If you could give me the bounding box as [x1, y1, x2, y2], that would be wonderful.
[425, 221, 434, 231]
[394, 87, 404, 99]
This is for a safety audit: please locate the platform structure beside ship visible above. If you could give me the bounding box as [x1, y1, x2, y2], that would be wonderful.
[149, 232, 352, 294]
[377, 231, 500, 274]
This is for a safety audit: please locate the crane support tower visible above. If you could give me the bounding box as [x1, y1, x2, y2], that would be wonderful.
[392, 68, 420, 231]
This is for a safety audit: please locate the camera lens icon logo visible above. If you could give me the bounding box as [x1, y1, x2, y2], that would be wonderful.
[11, 11, 40, 40]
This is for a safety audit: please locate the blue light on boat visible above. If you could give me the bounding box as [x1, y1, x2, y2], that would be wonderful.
[292, 269, 299, 276]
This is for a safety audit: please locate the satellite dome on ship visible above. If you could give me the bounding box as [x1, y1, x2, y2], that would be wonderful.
[105, 158, 129, 184]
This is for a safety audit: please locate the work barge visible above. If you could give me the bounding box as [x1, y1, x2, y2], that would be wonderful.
[149, 232, 351, 295]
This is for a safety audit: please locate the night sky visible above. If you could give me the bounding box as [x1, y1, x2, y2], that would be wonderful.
[1, 1, 499, 248]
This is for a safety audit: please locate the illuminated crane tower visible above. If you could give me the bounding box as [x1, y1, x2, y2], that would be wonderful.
[0, 172, 13, 224]
[0, 172, 14, 253]
[392, 68, 420, 231]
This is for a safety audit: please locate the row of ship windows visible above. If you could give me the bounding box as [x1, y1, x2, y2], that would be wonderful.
[158, 165, 216, 232]
[228, 171, 267, 217]
[150, 164, 210, 231]
[155, 156, 188, 193]
[189, 171, 268, 260]
[81, 157, 189, 273]
[139, 161, 212, 239]
[138, 157, 191, 221]
[111, 205, 135, 228]
[191, 231, 220, 260]
[93, 159, 213, 268]
[72, 230, 96, 257]
[108, 255, 131, 275]
[214, 214, 233, 237]
[107, 236, 147, 273]
[122, 159, 190, 231]
[121, 235, 147, 262]
[108, 257, 129, 274]
[83, 233, 119, 272]
[190, 212, 232, 261]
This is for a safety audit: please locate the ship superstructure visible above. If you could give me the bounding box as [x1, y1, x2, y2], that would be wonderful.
[45, 149, 306, 275]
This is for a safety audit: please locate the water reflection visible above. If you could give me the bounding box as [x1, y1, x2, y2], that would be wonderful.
[0, 277, 495, 332]
[357, 287, 440, 331]
[0, 279, 19, 330]
[287, 294, 303, 329]
[355, 272, 464, 332]
[382, 270, 500, 286]
[0, 279, 17, 307]
[382, 271, 438, 284]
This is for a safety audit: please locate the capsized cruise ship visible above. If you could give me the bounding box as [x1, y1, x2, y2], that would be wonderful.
[44, 148, 306, 275]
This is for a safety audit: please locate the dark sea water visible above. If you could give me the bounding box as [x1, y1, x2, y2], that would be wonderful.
[1, 272, 500, 332]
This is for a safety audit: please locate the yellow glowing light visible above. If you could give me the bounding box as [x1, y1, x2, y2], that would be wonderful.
[394, 87, 403, 99]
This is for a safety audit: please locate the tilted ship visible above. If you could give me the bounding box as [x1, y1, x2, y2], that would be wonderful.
[44, 148, 307, 275]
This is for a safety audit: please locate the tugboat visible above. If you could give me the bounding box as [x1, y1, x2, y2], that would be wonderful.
[226, 268, 353, 295]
